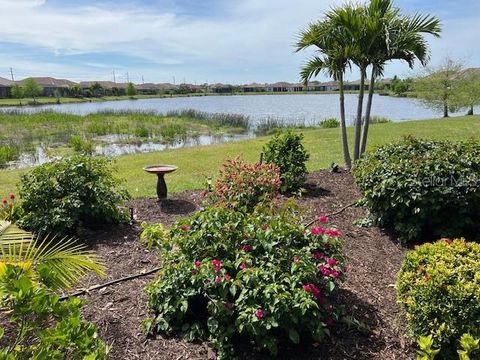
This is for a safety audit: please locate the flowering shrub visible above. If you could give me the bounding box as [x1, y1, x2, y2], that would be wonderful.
[18, 155, 130, 235]
[397, 239, 480, 359]
[263, 131, 310, 193]
[144, 206, 346, 358]
[0, 265, 108, 359]
[0, 193, 18, 222]
[354, 137, 480, 243]
[209, 157, 281, 212]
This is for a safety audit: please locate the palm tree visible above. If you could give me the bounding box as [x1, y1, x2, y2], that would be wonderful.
[0, 221, 104, 290]
[296, 19, 353, 170]
[359, 0, 441, 154]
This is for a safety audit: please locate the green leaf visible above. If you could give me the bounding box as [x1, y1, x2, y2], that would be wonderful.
[289, 328, 300, 344]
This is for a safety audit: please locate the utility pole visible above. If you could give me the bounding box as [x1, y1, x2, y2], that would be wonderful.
[9, 67, 14, 82]
[173, 76, 175, 85]
[142, 75, 144, 84]
[126, 72, 130, 83]
[113, 69, 116, 83]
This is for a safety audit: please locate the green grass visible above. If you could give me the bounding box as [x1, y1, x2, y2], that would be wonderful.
[1, 115, 479, 198]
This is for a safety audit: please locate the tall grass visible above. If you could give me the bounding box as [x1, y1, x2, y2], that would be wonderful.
[165, 109, 250, 129]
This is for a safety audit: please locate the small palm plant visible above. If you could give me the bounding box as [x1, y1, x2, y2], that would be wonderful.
[0, 220, 104, 290]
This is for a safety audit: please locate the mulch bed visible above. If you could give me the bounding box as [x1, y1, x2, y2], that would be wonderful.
[69, 170, 414, 359]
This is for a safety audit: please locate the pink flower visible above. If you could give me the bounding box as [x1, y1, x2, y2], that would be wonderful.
[326, 258, 337, 267]
[331, 270, 340, 279]
[319, 265, 331, 276]
[311, 227, 326, 235]
[224, 274, 231, 282]
[325, 229, 342, 237]
[181, 224, 190, 231]
[239, 262, 248, 270]
[215, 276, 222, 283]
[212, 259, 222, 272]
[194, 260, 202, 268]
[240, 244, 252, 252]
[293, 255, 301, 263]
[255, 308, 264, 319]
[344, 265, 350, 273]
[302, 283, 323, 300]
[319, 215, 329, 223]
[312, 252, 325, 260]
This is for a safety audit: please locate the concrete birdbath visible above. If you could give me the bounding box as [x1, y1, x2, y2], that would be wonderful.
[143, 165, 178, 200]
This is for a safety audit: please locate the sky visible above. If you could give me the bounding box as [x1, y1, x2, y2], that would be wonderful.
[0, 0, 479, 84]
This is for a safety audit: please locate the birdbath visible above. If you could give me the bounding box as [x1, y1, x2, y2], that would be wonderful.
[143, 165, 178, 200]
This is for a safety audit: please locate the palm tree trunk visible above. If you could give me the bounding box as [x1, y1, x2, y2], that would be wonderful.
[339, 73, 352, 170]
[360, 67, 376, 155]
[353, 67, 366, 160]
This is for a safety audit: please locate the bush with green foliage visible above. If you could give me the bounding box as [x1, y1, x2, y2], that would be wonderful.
[69, 135, 94, 154]
[19, 155, 130, 235]
[263, 131, 310, 193]
[416, 333, 480, 360]
[145, 205, 346, 358]
[0, 265, 108, 360]
[209, 158, 281, 212]
[319, 118, 340, 128]
[354, 137, 480, 243]
[397, 239, 480, 359]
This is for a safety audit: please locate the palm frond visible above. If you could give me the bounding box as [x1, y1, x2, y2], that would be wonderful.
[0, 221, 105, 290]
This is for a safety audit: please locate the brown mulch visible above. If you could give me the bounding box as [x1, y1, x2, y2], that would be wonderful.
[68, 170, 414, 359]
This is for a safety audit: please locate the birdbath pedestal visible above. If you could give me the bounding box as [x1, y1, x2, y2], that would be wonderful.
[143, 165, 178, 200]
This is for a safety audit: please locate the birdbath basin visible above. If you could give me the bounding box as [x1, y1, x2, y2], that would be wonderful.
[143, 165, 178, 200]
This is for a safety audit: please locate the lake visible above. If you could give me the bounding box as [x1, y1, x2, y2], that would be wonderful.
[2, 93, 476, 125]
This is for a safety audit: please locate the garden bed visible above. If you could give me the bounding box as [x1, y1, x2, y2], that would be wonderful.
[74, 169, 414, 359]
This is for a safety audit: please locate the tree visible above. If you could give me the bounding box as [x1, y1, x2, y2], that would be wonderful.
[10, 84, 24, 105]
[456, 69, 480, 115]
[414, 57, 463, 118]
[391, 76, 411, 95]
[357, 0, 441, 155]
[90, 81, 103, 97]
[126, 82, 137, 97]
[296, 17, 353, 169]
[22, 78, 43, 104]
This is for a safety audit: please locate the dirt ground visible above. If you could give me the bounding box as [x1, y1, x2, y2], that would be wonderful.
[70, 170, 414, 359]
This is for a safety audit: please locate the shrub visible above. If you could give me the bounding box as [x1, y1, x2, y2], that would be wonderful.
[263, 131, 310, 193]
[416, 333, 480, 360]
[354, 137, 480, 243]
[209, 158, 281, 212]
[0, 145, 19, 166]
[0, 265, 108, 359]
[0, 194, 18, 222]
[319, 118, 340, 128]
[145, 206, 346, 358]
[397, 239, 480, 359]
[69, 135, 94, 154]
[368, 116, 392, 124]
[18, 155, 130, 235]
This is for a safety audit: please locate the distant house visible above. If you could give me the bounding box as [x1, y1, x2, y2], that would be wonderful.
[241, 83, 266, 92]
[0, 77, 13, 98]
[136, 83, 159, 95]
[344, 80, 370, 91]
[18, 77, 77, 97]
[266, 82, 303, 92]
[210, 83, 233, 94]
[322, 81, 340, 91]
[79, 81, 128, 96]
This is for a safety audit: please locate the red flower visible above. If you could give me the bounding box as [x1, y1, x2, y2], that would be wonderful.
[240, 244, 252, 252]
[194, 260, 202, 268]
[311, 227, 326, 235]
[326, 258, 337, 267]
[319, 215, 329, 223]
[325, 229, 342, 237]
[214, 276, 222, 283]
[9, 193, 15, 200]
[212, 259, 222, 272]
[312, 252, 325, 260]
[239, 262, 248, 270]
[181, 224, 190, 231]
[261, 223, 269, 230]
[319, 265, 331, 276]
[2, 198, 7, 205]
[303, 283, 323, 300]
[331, 270, 340, 279]
[255, 308, 264, 319]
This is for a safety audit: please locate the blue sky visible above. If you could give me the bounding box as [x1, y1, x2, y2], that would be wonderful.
[0, 0, 478, 84]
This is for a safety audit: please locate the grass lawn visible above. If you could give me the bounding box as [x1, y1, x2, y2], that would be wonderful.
[1, 115, 479, 198]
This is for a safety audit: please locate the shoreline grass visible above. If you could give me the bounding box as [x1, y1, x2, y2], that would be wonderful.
[1, 115, 479, 198]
